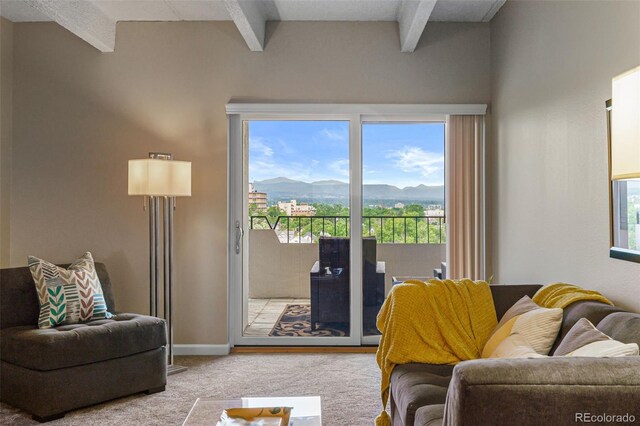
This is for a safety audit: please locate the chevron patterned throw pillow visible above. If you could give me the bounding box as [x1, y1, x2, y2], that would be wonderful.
[28, 252, 113, 329]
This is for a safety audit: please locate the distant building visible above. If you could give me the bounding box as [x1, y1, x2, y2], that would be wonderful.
[394, 202, 405, 209]
[248, 183, 268, 211]
[425, 206, 445, 224]
[277, 199, 316, 217]
[425, 207, 444, 216]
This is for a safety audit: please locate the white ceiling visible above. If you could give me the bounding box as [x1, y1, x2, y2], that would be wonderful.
[1, 0, 506, 23]
[0, 0, 506, 52]
[93, 1, 233, 22]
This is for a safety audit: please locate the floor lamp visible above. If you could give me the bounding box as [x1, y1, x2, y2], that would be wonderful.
[128, 153, 191, 375]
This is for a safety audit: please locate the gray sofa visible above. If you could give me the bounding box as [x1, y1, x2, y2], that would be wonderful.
[390, 284, 640, 426]
[0, 263, 168, 422]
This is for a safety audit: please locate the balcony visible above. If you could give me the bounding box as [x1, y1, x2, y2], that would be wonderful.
[245, 215, 446, 336]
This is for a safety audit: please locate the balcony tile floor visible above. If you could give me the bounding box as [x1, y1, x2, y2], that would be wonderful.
[245, 298, 310, 336]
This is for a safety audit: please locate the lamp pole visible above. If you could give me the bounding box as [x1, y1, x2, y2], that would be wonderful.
[131, 152, 189, 375]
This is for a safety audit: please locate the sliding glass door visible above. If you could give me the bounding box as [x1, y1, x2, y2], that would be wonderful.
[228, 104, 483, 346]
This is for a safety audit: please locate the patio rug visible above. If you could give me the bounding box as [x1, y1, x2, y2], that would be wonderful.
[269, 304, 349, 336]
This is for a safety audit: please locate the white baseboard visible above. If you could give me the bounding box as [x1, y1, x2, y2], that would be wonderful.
[173, 344, 231, 356]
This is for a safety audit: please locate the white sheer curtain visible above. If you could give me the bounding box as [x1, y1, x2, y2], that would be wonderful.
[445, 115, 485, 280]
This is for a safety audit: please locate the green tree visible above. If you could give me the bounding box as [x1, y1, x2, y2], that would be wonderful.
[249, 205, 285, 229]
[249, 202, 446, 244]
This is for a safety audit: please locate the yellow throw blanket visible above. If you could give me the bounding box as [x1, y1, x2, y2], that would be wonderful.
[532, 283, 613, 309]
[375, 279, 497, 426]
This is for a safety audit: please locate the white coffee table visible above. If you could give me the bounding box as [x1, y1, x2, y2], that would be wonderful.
[182, 396, 322, 426]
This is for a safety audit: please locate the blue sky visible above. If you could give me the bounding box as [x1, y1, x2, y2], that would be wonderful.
[249, 121, 445, 188]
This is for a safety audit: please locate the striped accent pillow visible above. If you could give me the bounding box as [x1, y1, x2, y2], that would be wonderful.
[28, 252, 113, 329]
[482, 296, 563, 358]
[489, 333, 548, 359]
[566, 339, 639, 357]
[555, 318, 639, 357]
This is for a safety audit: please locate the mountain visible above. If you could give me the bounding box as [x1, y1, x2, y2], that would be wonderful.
[253, 178, 444, 204]
[255, 179, 347, 201]
[400, 184, 444, 200]
[259, 177, 300, 184]
[312, 180, 346, 186]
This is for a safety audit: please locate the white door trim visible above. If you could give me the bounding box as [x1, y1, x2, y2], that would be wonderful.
[226, 103, 487, 116]
[349, 113, 364, 343]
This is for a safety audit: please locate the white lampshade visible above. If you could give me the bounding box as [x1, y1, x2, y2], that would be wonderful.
[611, 65, 640, 180]
[128, 159, 192, 196]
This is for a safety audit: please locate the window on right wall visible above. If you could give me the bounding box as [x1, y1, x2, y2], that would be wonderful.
[607, 65, 640, 263]
[611, 179, 640, 255]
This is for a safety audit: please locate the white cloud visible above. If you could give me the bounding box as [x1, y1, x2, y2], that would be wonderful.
[250, 156, 353, 183]
[250, 137, 274, 157]
[251, 159, 312, 182]
[329, 158, 350, 178]
[320, 128, 348, 142]
[386, 146, 444, 182]
[363, 165, 377, 175]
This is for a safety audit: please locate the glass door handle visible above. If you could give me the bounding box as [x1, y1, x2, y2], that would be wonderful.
[235, 221, 244, 254]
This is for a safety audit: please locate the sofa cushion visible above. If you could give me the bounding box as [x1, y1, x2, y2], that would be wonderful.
[597, 312, 640, 347]
[390, 363, 453, 426]
[549, 300, 625, 354]
[414, 404, 444, 426]
[0, 313, 166, 371]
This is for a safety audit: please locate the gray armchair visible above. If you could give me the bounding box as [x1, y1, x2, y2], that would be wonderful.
[0, 263, 167, 422]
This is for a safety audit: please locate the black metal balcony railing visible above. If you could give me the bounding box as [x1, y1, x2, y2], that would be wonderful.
[249, 215, 446, 244]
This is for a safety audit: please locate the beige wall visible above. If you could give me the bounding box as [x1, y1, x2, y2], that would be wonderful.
[8, 21, 490, 344]
[489, 1, 640, 311]
[0, 18, 12, 267]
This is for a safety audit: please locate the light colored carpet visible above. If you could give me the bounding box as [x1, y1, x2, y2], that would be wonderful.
[1, 353, 383, 425]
